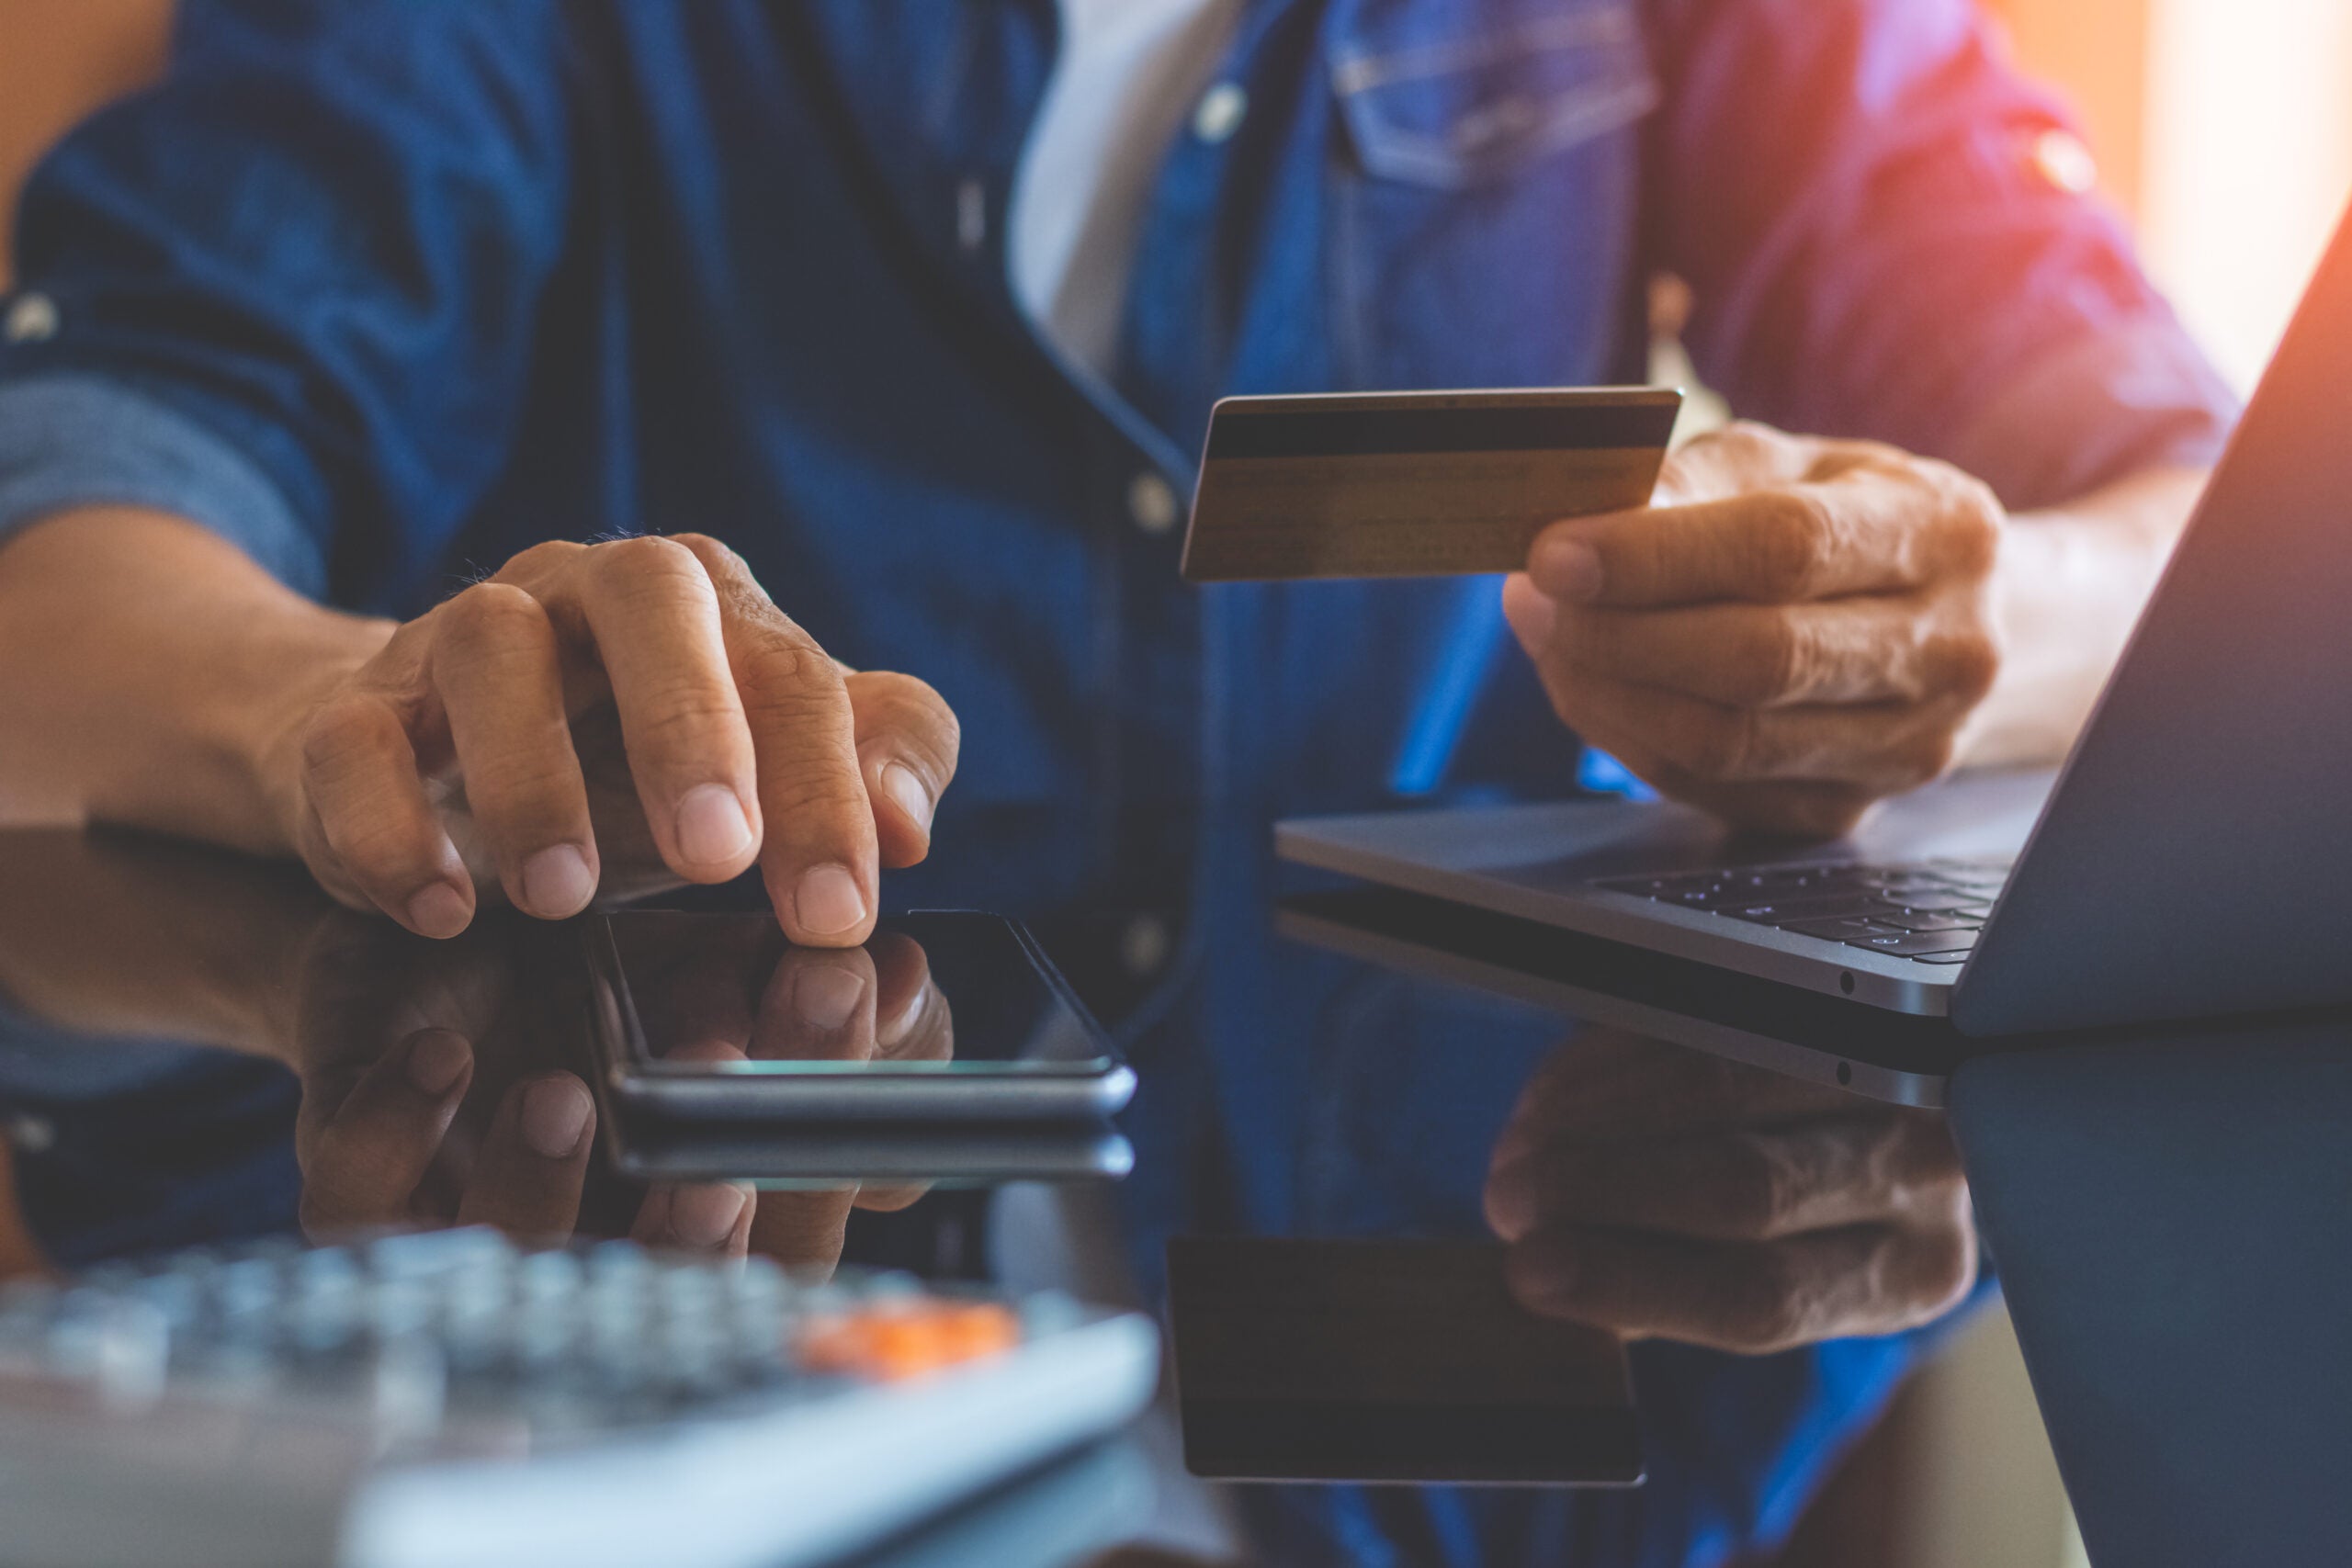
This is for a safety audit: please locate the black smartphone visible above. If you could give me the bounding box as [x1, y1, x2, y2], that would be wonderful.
[582, 910, 1135, 1124]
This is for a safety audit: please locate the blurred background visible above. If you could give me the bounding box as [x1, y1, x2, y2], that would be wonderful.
[2, 1, 2346, 1564]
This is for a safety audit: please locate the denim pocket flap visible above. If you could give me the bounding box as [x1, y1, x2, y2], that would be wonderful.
[1331, 3, 1659, 187]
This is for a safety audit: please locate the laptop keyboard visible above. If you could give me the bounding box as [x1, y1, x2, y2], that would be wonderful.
[1593, 855, 2014, 965]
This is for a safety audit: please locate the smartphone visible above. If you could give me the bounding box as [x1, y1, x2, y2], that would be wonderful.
[582, 910, 1136, 1123]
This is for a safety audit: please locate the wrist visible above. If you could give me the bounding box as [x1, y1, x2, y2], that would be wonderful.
[1961, 469, 2201, 768]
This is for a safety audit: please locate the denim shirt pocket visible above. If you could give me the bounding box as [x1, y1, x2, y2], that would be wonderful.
[1321, 1, 1660, 391]
[1330, 1, 1659, 189]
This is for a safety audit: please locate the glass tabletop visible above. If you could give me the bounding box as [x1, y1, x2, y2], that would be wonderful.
[0, 827, 1982, 1568]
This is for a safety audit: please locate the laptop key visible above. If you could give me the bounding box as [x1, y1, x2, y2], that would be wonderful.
[1872, 911, 1982, 932]
[1846, 931, 1979, 957]
[1725, 895, 1894, 924]
[1779, 917, 1905, 942]
[1875, 893, 1978, 913]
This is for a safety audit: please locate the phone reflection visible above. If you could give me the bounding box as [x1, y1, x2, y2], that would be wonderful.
[0, 830, 1115, 1281]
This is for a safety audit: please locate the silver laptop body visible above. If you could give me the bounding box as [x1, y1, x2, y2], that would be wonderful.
[1279, 202, 2352, 1043]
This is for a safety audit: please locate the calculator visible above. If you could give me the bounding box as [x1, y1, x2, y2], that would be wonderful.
[0, 1228, 1159, 1568]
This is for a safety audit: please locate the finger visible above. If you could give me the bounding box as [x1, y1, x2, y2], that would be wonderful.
[867, 931, 953, 1065]
[750, 944, 879, 1062]
[1504, 1222, 1978, 1353]
[673, 535, 878, 947]
[431, 583, 600, 918]
[842, 931, 948, 1213]
[297, 1028, 474, 1236]
[299, 688, 474, 937]
[1488, 1033, 1853, 1170]
[456, 1072, 595, 1241]
[1485, 1111, 1964, 1243]
[625, 918, 771, 1063]
[1531, 672, 1965, 798]
[844, 671, 960, 868]
[1649, 422, 1817, 505]
[630, 1183, 753, 1256]
[1527, 461, 1998, 609]
[1536, 596, 2001, 711]
[521, 536, 765, 886]
[748, 1189, 858, 1275]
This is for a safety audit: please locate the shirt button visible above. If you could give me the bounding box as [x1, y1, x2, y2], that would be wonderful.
[1120, 914, 1172, 979]
[1126, 471, 1181, 536]
[3, 292, 60, 345]
[1193, 82, 1248, 144]
[6, 1113, 54, 1154]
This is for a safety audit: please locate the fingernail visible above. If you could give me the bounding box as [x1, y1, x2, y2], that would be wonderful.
[403, 1030, 470, 1096]
[658, 1185, 748, 1249]
[405, 881, 470, 939]
[1503, 580, 1557, 648]
[880, 761, 933, 833]
[519, 1077, 592, 1158]
[794, 863, 867, 936]
[521, 843, 595, 916]
[675, 784, 754, 866]
[1532, 537, 1603, 603]
[793, 963, 866, 1031]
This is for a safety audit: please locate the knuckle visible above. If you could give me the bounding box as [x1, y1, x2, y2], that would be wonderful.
[435, 581, 546, 654]
[594, 533, 709, 595]
[1743, 615, 1808, 705]
[299, 696, 390, 783]
[853, 671, 962, 768]
[492, 539, 587, 585]
[1720, 1135, 1792, 1237]
[1749, 491, 1830, 601]
[661, 531, 742, 579]
[1679, 706, 1759, 782]
[737, 626, 840, 711]
[1742, 1254, 1813, 1349]
[462, 750, 581, 812]
[632, 686, 748, 750]
[1932, 470, 2005, 578]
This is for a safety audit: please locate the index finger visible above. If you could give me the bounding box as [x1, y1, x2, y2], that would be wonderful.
[1527, 467, 1989, 609]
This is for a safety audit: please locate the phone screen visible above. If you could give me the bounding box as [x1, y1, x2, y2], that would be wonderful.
[595, 910, 1117, 1077]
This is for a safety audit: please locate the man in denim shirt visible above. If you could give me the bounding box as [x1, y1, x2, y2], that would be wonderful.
[0, 2, 2236, 1562]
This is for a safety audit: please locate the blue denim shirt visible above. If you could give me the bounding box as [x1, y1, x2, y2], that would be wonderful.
[0, 2, 2234, 1562]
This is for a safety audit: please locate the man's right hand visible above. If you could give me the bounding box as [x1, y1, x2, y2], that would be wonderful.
[258, 533, 958, 943]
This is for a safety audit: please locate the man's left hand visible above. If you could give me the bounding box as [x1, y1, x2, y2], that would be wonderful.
[1504, 422, 2006, 838]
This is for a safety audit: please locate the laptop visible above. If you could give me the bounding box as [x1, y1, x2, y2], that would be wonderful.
[1948, 1027, 2352, 1568]
[1280, 201, 2352, 1043]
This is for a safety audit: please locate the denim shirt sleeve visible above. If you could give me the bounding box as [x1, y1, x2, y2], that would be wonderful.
[1645, 0, 2240, 511]
[0, 0, 577, 596]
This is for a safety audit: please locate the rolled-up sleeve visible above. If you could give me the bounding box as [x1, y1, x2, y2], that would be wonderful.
[0, 0, 577, 601]
[0, 372, 322, 592]
[1645, 0, 2239, 510]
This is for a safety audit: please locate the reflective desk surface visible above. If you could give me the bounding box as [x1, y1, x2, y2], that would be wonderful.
[0, 828, 2336, 1568]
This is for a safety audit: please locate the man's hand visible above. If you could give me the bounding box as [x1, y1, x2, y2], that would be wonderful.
[1504, 423, 2005, 838]
[1484, 1030, 1976, 1354]
[260, 532, 958, 942]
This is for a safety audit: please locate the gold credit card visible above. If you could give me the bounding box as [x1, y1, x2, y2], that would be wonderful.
[1180, 386, 1682, 582]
